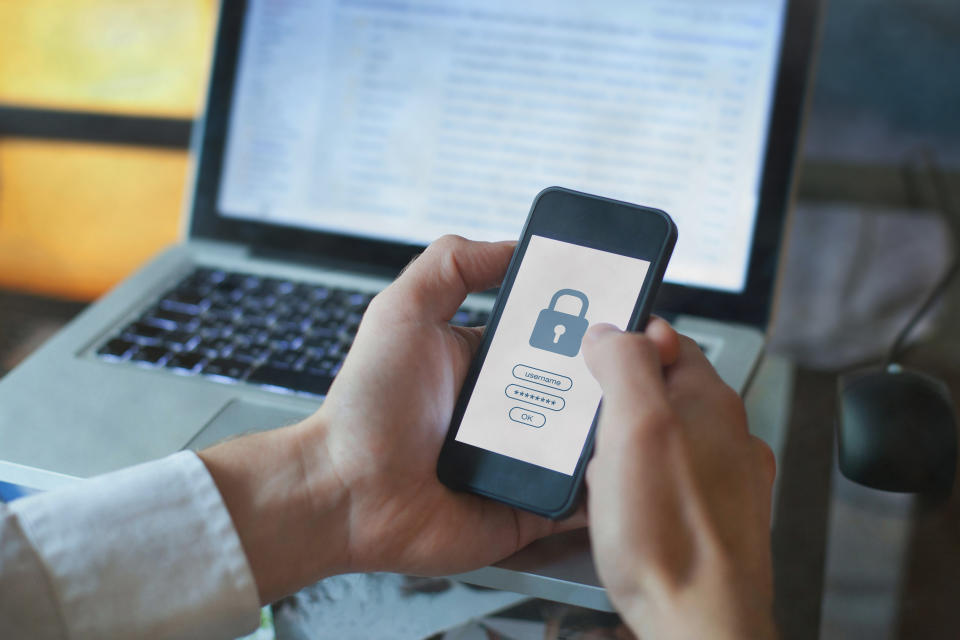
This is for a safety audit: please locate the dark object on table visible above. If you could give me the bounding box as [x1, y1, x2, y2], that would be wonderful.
[837, 366, 957, 493]
[834, 152, 960, 495]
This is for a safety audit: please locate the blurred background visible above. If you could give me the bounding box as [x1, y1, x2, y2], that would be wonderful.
[0, 0, 957, 303]
[0, 1, 959, 638]
[0, 0, 215, 301]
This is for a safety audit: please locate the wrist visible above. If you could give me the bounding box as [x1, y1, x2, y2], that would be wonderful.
[288, 410, 357, 575]
[199, 411, 352, 604]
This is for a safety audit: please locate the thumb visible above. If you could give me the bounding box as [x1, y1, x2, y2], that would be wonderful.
[379, 235, 515, 323]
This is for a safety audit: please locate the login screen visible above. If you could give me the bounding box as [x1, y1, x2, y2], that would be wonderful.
[455, 235, 651, 475]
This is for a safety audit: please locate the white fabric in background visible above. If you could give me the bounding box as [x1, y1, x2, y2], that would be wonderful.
[0, 451, 260, 639]
[768, 203, 952, 369]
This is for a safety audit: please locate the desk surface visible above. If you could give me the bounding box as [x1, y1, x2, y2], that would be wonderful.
[768, 336, 960, 640]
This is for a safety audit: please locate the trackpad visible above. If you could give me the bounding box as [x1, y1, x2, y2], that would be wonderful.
[184, 399, 311, 451]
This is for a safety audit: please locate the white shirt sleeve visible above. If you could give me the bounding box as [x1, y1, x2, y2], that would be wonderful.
[0, 451, 261, 640]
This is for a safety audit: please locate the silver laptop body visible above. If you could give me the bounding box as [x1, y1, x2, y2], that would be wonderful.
[0, 0, 820, 610]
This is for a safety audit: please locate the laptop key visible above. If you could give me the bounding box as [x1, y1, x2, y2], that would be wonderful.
[232, 345, 271, 363]
[161, 292, 209, 314]
[164, 331, 199, 351]
[248, 365, 333, 396]
[213, 278, 243, 296]
[242, 313, 275, 329]
[347, 292, 372, 310]
[202, 358, 251, 380]
[272, 280, 296, 295]
[344, 312, 363, 330]
[306, 325, 337, 339]
[148, 307, 199, 325]
[306, 285, 330, 301]
[123, 322, 168, 343]
[207, 301, 239, 320]
[97, 338, 136, 358]
[165, 352, 205, 372]
[196, 323, 227, 340]
[182, 267, 223, 288]
[303, 354, 340, 372]
[196, 338, 232, 357]
[164, 289, 207, 306]
[251, 331, 272, 347]
[270, 327, 302, 343]
[130, 345, 169, 365]
[266, 350, 303, 369]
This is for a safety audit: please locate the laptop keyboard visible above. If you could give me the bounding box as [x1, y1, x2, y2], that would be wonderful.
[95, 267, 490, 397]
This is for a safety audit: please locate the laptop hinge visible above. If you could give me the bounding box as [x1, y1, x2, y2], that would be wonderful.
[250, 245, 403, 280]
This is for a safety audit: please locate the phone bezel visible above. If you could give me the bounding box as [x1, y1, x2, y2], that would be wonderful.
[437, 187, 677, 518]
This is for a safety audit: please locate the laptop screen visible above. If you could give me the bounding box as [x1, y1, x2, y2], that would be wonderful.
[217, 0, 787, 293]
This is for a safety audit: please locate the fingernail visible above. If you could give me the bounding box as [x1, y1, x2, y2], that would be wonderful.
[585, 323, 620, 343]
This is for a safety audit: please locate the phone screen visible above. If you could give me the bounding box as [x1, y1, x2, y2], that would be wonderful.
[454, 234, 650, 475]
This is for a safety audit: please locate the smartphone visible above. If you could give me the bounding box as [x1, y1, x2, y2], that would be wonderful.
[436, 187, 677, 519]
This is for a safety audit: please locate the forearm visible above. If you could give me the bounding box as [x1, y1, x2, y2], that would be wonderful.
[198, 412, 351, 604]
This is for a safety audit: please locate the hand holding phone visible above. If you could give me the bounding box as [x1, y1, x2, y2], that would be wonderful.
[437, 187, 677, 518]
[311, 235, 592, 579]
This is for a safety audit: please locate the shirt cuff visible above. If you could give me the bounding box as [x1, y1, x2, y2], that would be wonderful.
[12, 450, 260, 639]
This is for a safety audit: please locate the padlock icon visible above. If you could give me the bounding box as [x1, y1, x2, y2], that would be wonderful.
[529, 289, 590, 357]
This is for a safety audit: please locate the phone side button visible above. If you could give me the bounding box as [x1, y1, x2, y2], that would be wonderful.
[509, 406, 547, 428]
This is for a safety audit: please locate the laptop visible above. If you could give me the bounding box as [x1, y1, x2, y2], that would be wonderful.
[0, 0, 819, 607]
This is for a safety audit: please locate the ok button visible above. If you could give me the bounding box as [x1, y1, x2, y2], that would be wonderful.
[509, 407, 546, 428]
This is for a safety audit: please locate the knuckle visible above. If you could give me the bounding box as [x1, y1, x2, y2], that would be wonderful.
[716, 383, 748, 428]
[430, 234, 467, 256]
[429, 235, 469, 289]
[364, 288, 393, 318]
[628, 407, 678, 449]
[617, 332, 660, 363]
[752, 436, 777, 480]
[677, 334, 700, 353]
